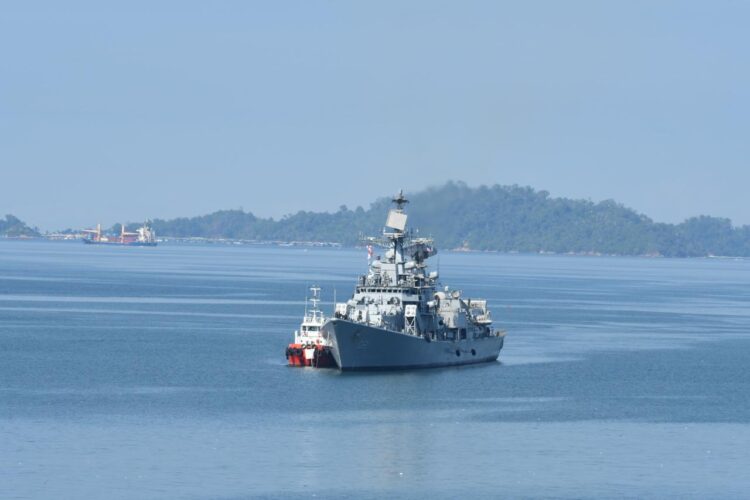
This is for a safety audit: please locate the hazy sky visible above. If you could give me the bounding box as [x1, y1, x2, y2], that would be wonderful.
[1, 1, 748, 230]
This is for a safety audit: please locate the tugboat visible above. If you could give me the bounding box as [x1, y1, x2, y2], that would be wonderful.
[322, 190, 505, 371]
[285, 286, 336, 368]
[83, 221, 157, 246]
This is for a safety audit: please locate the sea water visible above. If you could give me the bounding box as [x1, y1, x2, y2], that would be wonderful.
[1, 241, 749, 499]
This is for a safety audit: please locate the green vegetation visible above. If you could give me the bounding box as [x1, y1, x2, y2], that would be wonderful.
[148, 182, 750, 257]
[0, 214, 39, 237]
[6, 183, 748, 256]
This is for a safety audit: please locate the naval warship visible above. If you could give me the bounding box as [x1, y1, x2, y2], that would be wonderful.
[321, 191, 505, 370]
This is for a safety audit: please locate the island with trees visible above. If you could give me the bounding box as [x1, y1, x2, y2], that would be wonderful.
[144, 182, 749, 257]
[4, 182, 750, 257]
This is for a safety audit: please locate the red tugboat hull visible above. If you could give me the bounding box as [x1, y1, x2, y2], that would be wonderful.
[312, 346, 337, 368]
[285, 343, 336, 368]
[286, 344, 306, 366]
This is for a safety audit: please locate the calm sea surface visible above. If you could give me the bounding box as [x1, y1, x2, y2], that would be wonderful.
[1, 241, 749, 499]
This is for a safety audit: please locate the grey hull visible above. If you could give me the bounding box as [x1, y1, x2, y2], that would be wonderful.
[323, 319, 504, 371]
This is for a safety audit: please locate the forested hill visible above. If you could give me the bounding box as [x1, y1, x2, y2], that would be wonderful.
[0, 214, 39, 237]
[147, 182, 750, 257]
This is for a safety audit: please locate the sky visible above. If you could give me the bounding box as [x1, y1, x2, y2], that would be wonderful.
[1, 1, 748, 230]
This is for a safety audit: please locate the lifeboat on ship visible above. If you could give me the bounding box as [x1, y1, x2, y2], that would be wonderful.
[285, 286, 336, 368]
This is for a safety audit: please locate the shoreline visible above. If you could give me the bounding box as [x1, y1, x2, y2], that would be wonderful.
[3, 235, 748, 260]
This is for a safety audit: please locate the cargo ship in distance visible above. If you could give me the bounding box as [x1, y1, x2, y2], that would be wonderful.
[320, 191, 505, 371]
[83, 221, 157, 246]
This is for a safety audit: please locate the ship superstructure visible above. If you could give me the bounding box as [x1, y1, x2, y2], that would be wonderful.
[83, 221, 157, 246]
[285, 286, 336, 368]
[322, 191, 505, 370]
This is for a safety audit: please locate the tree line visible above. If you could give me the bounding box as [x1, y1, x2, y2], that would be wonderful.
[144, 182, 750, 257]
[5, 182, 750, 256]
[0, 215, 39, 237]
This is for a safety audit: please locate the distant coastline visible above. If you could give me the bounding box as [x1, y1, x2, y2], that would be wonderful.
[6, 236, 750, 262]
[4, 182, 750, 258]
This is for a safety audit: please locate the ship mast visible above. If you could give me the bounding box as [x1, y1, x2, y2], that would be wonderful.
[384, 190, 409, 279]
[308, 285, 323, 322]
[392, 189, 409, 211]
